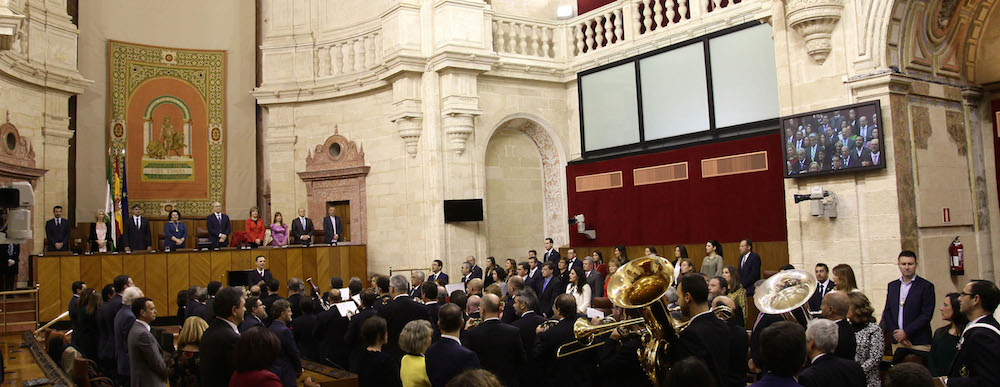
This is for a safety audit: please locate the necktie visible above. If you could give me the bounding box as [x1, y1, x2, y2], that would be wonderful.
[217, 214, 221, 222]
[7, 245, 12, 255]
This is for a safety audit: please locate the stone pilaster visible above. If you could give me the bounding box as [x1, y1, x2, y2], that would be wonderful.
[263, 105, 299, 219]
[961, 87, 994, 282]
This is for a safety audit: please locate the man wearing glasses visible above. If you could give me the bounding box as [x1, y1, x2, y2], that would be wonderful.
[941, 280, 1000, 386]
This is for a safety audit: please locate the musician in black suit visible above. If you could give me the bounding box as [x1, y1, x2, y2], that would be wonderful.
[205, 201, 231, 249]
[0, 243, 20, 290]
[316, 290, 350, 367]
[597, 306, 652, 387]
[542, 238, 560, 265]
[463, 293, 525, 386]
[377, 274, 430, 350]
[668, 274, 731, 379]
[199, 287, 245, 387]
[510, 289, 546, 353]
[44, 205, 71, 251]
[292, 299, 320, 361]
[248, 255, 274, 297]
[820, 291, 856, 360]
[736, 239, 761, 296]
[425, 303, 480, 386]
[808, 263, 834, 312]
[239, 296, 267, 333]
[534, 294, 596, 387]
[798, 319, 865, 387]
[428, 260, 449, 285]
[714, 296, 749, 387]
[290, 208, 314, 245]
[942, 280, 1000, 387]
[537, 262, 562, 318]
[345, 289, 379, 372]
[322, 206, 343, 243]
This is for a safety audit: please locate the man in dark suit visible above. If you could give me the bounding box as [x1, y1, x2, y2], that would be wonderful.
[420, 283, 442, 340]
[565, 249, 583, 270]
[68, 281, 86, 351]
[114, 287, 143, 382]
[205, 201, 231, 249]
[534, 294, 596, 386]
[261, 279, 283, 314]
[127, 297, 167, 387]
[292, 300, 320, 361]
[199, 287, 245, 387]
[880, 250, 935, 362]
[315, 290, 350, 367]
[510, 289, 546, 354]
[737, 239, 761, 296]
[0, 243, 19, 290]
[427, 260, 449, 285]
[820, 291, 856, 360]
[669, 274, 731, 379]
[377, 274, 430, 349]
[525, 257, 542, 294]
[122, 204, 152, 252]
[583, 258, 604, 298]
[268, 299, 302, 387]
[542, 238, 560, 265]
[425, 303, 480, 387]
[44, 205, 71, 251]
[98, 275, 130, 379]
[501, 276, 524, 324]
[537, 262, 562, 318]
[286, 278, 306, 319]
[808, 263, 834, 312]
[201, 281, 222, 321]
[466, 256, 484, 279]
[409, 271, 425, 299]
[944, 280, 1000, 387]
[847, 136, 871, 167]
[290, 208, 314, 245]
[866, 139, 882, 165]
[322, 206, 343, 244]
[463, 293, 524, 386]
[184, 287, 207, 321]
[597, 306, 652, 387]
[344, 289, 379, 371]
[248, 255, 274, 297]
[460, 262, 475, 287]
[239, 296, 266, 333]
[798, 319, 865, 387]
[755, 321, 808, 387]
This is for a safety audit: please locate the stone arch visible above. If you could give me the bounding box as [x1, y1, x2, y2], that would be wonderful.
[482, 113, 569, 246]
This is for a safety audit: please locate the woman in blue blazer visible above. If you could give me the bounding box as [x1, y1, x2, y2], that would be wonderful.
[163, 210, 187, 250]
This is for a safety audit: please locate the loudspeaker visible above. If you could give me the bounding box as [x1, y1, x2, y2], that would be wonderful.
[444, 199, 484, 222]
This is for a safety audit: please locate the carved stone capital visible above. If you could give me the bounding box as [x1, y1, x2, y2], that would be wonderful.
[393, 116, 423, 157]
[442, 113, 475, 156]
[784, 0, 844, 64]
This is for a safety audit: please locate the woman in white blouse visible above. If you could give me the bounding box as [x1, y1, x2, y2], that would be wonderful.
[89, 210, 111, 252]
[566, 266, 592, 313]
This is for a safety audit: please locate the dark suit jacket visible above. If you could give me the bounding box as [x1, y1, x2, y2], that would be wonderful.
[737, 252, 762, 296]
[669, 312, 731, 380]
[344, 307, 378, 371]
[124, 216, 152, 251]
[315, 308, 350, 367]
[322, 215, 343, 243]
[847, 148, 871, 167]
[287, 293, 304, 320]
[464, 319, 525, 387]
[752, 374, 806, 387]
[97, 294, 122, 362]
[599, 335, 652, 387]
[292, 313, 320, 361]
[377, 295, 430, 349]
[585, 270, 604, 298]
[798, 353, 865, 387]
[567, 258, 583, 270]
[425, 301, 442, 340]
[726, 321, 749, 387]
[269, 320, 302, 387]
[525, 268, 542, 294]
[543, 249, 561, 265]
[239, 314, 265, 333]
[68, 296, 80, 348]
[471, 265, 484, 279]
[76, 309, 100, 360]
[45, 218, 71, 251]
[880, 276, 935, 345]
[537, 276, 562, 318]
[534, 317, 596, 387]
[184, 300, 205, 322]
[200, 318, 240, 387]
[249, 269, 274, 296]
[291, 217, 314, 244]
[808, 279, 834, 311]
[750, 309, 809, 368]
[206, 213, 232, 248]
[428, 271, 449, 285]
[0, 244, 18, 275]
[511, 311, 545, 354]
[834, 319, 857, 360]
[501, 294, 518, 324]
[114, 305, 136, 376]
[127, 321, 167, 387]
[425, 337, 480, 387]
[88, 222, 112, 252]
[946, 315, 1000, 387]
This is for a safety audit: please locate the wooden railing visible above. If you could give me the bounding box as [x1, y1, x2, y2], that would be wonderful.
[1, 288, 39, 333]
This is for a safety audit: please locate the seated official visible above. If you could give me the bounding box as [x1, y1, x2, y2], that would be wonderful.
[229, 327, 283, 387]
[356, 316, 401, 387]
[246, 207, 267, 248]
[163, 209, 187, 250]
[206, 201, 231, 249]
[534, 294, 596, 387]
[798, 319, 865, 387]
[167, 316, 208, 387]
[750, 321, 807, 387]
[269, 212, 290, 247]
[425, 303, 480, 387]
[399, 320, 433, 387]
[89, 209, 112, 252]
[463, 294, 524, 387]
[942, 280, 1000, 387]
[45, 205, 71, 251]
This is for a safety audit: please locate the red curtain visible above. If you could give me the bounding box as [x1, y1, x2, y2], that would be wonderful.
[578, 0, 616, 14]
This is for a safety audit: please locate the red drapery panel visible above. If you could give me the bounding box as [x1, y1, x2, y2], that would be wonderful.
[578, 0, 616, 14]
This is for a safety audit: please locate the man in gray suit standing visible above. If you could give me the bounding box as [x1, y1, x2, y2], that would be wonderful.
[128, 297, 167, 387]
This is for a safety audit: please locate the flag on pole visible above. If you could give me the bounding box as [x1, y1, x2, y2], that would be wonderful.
[108, 148, 128, 246]
[103, 181, 116, 251]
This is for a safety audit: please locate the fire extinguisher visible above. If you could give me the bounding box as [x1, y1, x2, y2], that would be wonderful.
[949, 236, 964, 276]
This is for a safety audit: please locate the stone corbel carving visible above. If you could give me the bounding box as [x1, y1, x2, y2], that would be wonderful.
[784, 0, 844, 64]
[443, 113, 475, 155]
[391, 74, 423, 157]
[0, 0, 25, 51]
[394, 116, 423, 157]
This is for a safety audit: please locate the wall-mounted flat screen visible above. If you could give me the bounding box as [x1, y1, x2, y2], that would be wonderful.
[781, 101, 885, 178]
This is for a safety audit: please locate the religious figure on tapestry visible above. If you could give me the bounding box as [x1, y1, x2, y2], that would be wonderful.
[145, 116, 187, 159]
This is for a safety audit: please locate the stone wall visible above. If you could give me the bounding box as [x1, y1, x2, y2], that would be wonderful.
[485, 127, 544, 261]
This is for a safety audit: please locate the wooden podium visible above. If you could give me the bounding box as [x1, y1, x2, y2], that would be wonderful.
[33, 244, 367, 322]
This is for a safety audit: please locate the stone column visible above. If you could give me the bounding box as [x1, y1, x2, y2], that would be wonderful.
[40, 96, 74, 253]
[263, 105, 299, 219]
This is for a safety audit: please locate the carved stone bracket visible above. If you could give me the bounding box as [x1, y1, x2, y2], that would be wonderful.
[298, 127, 370, 243]
[443, 113, 475, 155]
[784, 0, 844, 64]
[394, 116, 423, 157]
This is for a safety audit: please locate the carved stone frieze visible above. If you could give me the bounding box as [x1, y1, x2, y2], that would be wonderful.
[784, 0, 844, 64]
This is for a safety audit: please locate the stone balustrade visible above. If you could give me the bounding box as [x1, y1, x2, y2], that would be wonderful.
[492, 16, 558, 59]
[316, 28, 382, 78]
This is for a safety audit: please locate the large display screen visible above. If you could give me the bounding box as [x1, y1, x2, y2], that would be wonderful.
[781, 101, 885, 178]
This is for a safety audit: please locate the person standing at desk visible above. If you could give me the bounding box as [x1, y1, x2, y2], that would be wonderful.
[246, 207, 267, 248]
[323, 206, 343, 244]
[291, 208, 314, 245]
[89, 210, 112, 253]
[163, 210, 187, 250]
[45, 205, 71, 251]
[0, 243, 19, 290]
[206, 201, 231, 249]
[269, 212, 289, 247]
[124, 204, 152, 252]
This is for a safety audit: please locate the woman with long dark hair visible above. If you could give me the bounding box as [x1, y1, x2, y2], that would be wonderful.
[928, 293, 969, 376]
[74, 288, 102, 360]
[832, 264, 859, 293]
[672, 245, 689, 268]
[701, 240, 724, 277]
[722, 265, 747, 326]
[483, 257, 497, 288]
[504, 259, 517, 276]
[591, 251, 607, 277]
[644, 246, 659, 257]
[566, 266, 592, 313]
[614, 245, 629, 264]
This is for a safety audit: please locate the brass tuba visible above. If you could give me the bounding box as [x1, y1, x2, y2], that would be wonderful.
[753, 269, 818, 322]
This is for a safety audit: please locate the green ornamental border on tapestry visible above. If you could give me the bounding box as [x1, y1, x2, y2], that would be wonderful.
[106, 40, 226, 218]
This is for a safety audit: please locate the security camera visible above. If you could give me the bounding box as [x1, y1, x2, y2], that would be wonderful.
[570, 214, 596, 240]
[0, 181, 34, 243]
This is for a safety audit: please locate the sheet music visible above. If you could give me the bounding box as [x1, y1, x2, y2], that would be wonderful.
[445, 283, 464, 295]
[335, 301, 359, 318]
[586, 308, 605, 319]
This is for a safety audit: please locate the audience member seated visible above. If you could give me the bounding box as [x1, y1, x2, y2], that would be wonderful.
[798, 319, 865, 387]
[566, 266, 592, 313]
[463, 293, 524, 387]
[399, 320, 434, 387]
[444, 369, 503, 387]
[167, 316, 208, 387]
[229, 327, 283, 387]
[534, 294, 595, 387]
[268, 299, 302, 387]
[927, 293, 967, 377]
[820, 291, 857, 360]
[292, 297, 320, 361]
[750, 321, 806, 387]
[163, 210, 187, 250]
[847, 292, 883, 387]
[886, 363, 934, 387]
[426, 303, 480, 387]
[200, 287, 246, 387]
[942, 280, 1000, 387]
